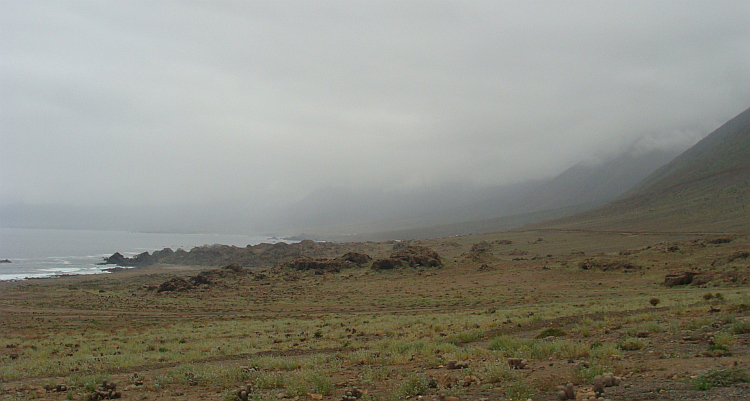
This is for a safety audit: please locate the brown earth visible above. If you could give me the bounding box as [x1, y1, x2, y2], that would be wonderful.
[1, 229, 749, 401]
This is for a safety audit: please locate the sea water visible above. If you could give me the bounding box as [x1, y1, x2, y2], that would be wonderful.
[0, 227, 283, 281]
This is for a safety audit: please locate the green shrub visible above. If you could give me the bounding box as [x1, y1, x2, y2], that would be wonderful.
[693, 366, 749, 390]
[481, 360, 515, 383]
[573, 363, 610, 384]
[589, 342, 620, 360]
[618, 338, 647, 351]
[286, 370, 333, 397]
[535, 327, 566, 339]
[504, 378, 534, 400]
[392, 373, 430, 400]
[713, 332, 736, 347]
[731, 320, 750, 335]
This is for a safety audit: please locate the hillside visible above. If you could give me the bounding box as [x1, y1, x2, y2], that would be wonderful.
[539, 106, 750, 233]
[277, 150, 675, 241]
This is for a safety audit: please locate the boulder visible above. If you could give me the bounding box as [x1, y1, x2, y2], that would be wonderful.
[664, 272, 700, 287]
[338, 252, 372, 265]
[104, 252, 127, 265]
[390, 245, 443, 268]
[371, 258, 399, 270]
[157, 277, 194, 293]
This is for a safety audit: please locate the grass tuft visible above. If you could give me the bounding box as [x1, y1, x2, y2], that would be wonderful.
[693, 366, 749, 390]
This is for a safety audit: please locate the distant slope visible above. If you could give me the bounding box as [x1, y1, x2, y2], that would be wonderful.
[538, 107, 750, 233]
[502, 150, 678, 215]
[298, 150, 676, 241]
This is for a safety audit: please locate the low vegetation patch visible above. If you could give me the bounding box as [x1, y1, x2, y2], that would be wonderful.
[692, 366, 749, 390]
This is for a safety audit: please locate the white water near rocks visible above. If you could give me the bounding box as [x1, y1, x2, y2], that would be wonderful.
[0, 228, 282, 281]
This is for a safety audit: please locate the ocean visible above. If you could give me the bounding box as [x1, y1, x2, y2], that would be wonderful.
[0, 227, 283, 281]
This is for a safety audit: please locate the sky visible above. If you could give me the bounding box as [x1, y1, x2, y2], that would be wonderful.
[2, 1, 750, 215]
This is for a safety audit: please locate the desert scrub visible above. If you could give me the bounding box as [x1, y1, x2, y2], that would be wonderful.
[248, 371, 285, 390]
[683, 315, 713, 331]
[480, 360, 516, 383]
[346, 349, 382, 365]
[556, 341, 590, 359]
[165, 363, 249, 388]
[535, 327, 566, 339]
[69, 373, 110, 392]
[391, 373, 430, 400]
[573, 363, 612, 385]
[625, 312, 654, 324]
[618, 337, 647, 351]
[503, 377, 534, 401]
[488, 335, 588, 359]
[636, 321, 666, 334]
[731, 320, 750, 334]
[360, 365, 392, 382]
[247, 355, 301, 371]
[285, 369, 334, 397]
[443, 345, 490, 361]
[712, 332, 736, 347]
[589, 342, 621, 360]
[692, 366, 749, 390]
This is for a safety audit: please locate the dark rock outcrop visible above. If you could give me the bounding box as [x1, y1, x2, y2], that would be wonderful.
[157, 277, 194, 293]
[391, 245, 442, 267]
[664, 271, 700, 287]
[339, 252, 372, 265]
[579, 258, 638, 271]
[102, 251, 157, 267]
[372, 246, 442, 270]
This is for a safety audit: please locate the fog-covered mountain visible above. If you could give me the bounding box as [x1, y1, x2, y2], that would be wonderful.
[540, 106, 750, 233]
[0, 147, 679, 238]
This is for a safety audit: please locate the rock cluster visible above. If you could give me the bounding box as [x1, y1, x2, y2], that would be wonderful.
[507, 358, 528, 369]
[155, 263, 248, 293]
[43, 384, 67, 392]
[340, 387, 363, 401]
[104, 239, 356, 269]
[235, 383, 253, 401]
[579, 258, 638, 271]
[371, 246, 442, 270]
[85, 380, 120, 400]
[593, 373, 621, 394]
[278, 256, 351, 274]
[445, 360, 470, 369]
[556, 374, 620, 401]
[664, 271, 700, 287]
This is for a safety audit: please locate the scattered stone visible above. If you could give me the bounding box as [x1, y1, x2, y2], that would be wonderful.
[86, 380, 121, 400]
[508, 358, 528, 369]
[461, 375, 480, 387]
[437, 391, 460, 401]
[236, 383, 253, 401]
[470, 241, 493, 253]
[579, 258, 639, 271]
[446, 360, 470, 370]
[43, 384, 67, 392]
[437, 374, 457, 388]
[556, 382, 575, 400]
[664, 271, 700, 287]
[156, 277, 194, 293]
[341, 387, 363, 401]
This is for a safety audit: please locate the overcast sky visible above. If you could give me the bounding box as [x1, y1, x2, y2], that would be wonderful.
[2, 1, 750, 211]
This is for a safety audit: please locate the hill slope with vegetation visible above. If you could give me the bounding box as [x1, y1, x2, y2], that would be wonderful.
[539, 107, 750, 233]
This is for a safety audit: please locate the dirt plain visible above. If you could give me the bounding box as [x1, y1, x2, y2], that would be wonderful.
[1, 229, 749, 401]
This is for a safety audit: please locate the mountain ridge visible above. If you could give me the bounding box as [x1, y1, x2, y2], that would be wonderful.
[536, 106, 750, 234]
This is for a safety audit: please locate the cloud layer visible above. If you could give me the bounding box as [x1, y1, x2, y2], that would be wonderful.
[2, 1, 749, 212]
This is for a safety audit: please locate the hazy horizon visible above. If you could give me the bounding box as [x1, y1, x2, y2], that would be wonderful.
[2, 1, 750, 234]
